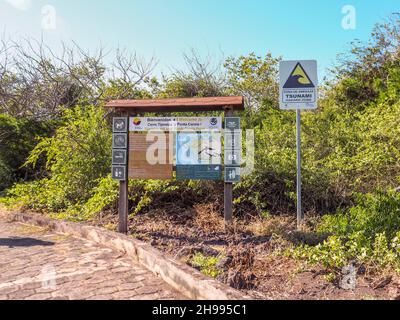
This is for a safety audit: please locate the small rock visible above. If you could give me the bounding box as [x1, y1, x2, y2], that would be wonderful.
[340, 263, 357, 290]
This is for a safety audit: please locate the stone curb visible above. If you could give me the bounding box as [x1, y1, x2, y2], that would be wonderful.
[11, 212, 250, 300]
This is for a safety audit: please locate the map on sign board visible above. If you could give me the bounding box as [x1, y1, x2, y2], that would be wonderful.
[176, 131, 222, 180]
[176, 132, 222, 165]
[129, 117, 222, 131]
[279, 60, 318, 110]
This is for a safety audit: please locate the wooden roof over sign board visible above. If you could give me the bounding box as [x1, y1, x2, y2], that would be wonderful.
[105, 96, 245, 113]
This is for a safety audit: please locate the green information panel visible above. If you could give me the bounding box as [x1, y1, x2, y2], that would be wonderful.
[225, 167, 241, 183]
[176, 165, 222, 181]
[225, 117, 241, 131]
[112, 165, 127, 181]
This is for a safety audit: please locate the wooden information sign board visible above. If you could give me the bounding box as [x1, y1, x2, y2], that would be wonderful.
[106, 96, 245, 234]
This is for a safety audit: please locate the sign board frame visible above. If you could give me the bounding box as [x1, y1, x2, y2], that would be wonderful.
[105, 97, 245, 234]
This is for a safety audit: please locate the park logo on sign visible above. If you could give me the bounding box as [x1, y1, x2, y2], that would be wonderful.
[133, 118, 142, 126]
[210, 118, 218, 127]
[279, 60, 318, 110]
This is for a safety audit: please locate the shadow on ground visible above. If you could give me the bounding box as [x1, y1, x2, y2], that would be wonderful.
[0, 237, 55, 248]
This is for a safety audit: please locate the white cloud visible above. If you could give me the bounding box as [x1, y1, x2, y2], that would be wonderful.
[5, 0, 32, 11]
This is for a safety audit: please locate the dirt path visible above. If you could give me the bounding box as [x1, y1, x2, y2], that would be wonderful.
[0, 214, 185, 300]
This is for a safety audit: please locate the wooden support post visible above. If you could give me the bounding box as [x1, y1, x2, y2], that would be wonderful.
[118, 179, 128, 234]
[118, 112, 129, 234]
[224, 107, 234, 230]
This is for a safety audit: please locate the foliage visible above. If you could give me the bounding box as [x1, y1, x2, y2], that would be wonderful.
[234, 75, 400, 216]
[158, 50, 227, 98]
[327, 13, 400, 110]
[2, 14, 400, 275]
[290, 191, 400, 271]
[319, 190, 400, 240]
[190, 252, 222, 278]
[0, 39, 155, 120]
[225, 52, 280, 110]
[63, 175, 119, 221]
[2, 105, 111, 215]
[0, 114, 55, 192]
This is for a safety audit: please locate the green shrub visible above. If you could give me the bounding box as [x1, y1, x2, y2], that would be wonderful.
[319, 190, 400, 241]
[191, 252, 222, 278]
[62, 175, 119, 221]
[291, 191, 400, 271]
[2, 105, 111, 215]
[0, 114, 55, 192]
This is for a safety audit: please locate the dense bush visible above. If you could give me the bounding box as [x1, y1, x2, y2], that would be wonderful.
[290, 190, 400, 272]
[0, 114, 55, 192]
[3, 105, 111, 218]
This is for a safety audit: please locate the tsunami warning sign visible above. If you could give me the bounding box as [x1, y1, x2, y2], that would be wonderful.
[279, 60, 318, 110]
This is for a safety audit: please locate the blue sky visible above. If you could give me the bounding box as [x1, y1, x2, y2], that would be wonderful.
[0, 0, 399, 80]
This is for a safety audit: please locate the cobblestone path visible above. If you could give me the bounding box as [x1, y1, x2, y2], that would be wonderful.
[0, 214, 185, 300]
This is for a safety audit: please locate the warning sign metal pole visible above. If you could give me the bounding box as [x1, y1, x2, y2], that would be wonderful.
[296, 109, 303, 229]
[279, 60, 318, 230]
